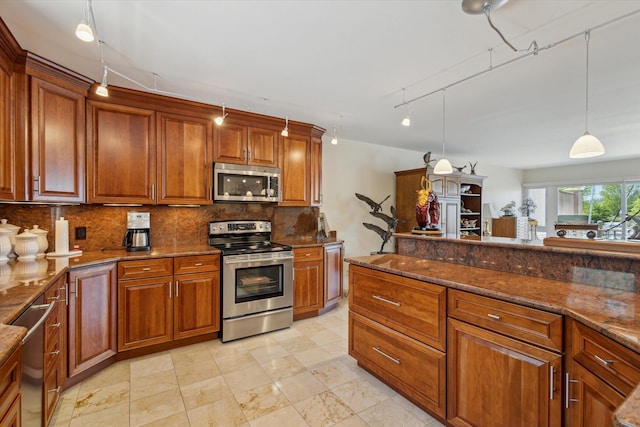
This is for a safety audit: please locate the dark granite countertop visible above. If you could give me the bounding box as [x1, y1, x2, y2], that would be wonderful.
[274, 236, 343, 248]
[345, 253, 640, 427]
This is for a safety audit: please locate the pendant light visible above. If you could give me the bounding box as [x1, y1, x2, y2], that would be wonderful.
[95, 65, 108, 97]
[75, 0, 95, 42]
[570, 30, 605, 159]
[401, 88, 411, 127]
[331, 127, 338, 145]
[434, 89, 453, 175]
[281, 116, 289, 137]
[214, 104, 227, 126]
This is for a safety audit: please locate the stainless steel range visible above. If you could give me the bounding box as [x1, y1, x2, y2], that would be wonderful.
[208, 220, 293, 342]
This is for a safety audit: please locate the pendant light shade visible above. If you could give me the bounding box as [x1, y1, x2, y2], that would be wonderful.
[215, 104, 227, 126]
[570, 30, 604, 159]
[570, 132, 605, 158]
[434, 89, 453, 175]
[401, 88, 411, 127]
[331, 126, 338, 145]
[281, 116, 289, 137]
[95, 65, 108, 97]
[75, 0, 95, 42]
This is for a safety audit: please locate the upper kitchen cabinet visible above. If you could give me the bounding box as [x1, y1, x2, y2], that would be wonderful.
[14, 53, 92, 203]
[310, 136, 322, 206]
[279, 126, 324, 207]
[0, 33, 16, 201]
[87, 100, 156, 204]
[214, 121, 279, 167]
[157, 111, 213, 205]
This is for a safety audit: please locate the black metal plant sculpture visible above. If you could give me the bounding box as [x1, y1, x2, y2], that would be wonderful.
[355, 193, 399, 253]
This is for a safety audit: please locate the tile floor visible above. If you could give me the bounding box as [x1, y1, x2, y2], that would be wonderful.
[50, 298, 444, 426]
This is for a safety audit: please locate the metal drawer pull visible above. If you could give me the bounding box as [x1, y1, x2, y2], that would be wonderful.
[48, 387, 61, 394]
[194, 262, 203, 266]
[487, 313, 501, 320]
[49, 350, 60, 356]
[549, 366, 555, 400]
[565, 373, 579, 408]
[142, 267, 151, 271]
[372, 295, 400, 307]
[595, 355, 614, 366]
[50, 322, 61, 328]
[372, 347, 400, 364]
[47, 295, 60, 301]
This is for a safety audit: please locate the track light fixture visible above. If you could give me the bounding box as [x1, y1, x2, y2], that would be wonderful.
[401, 88, 411, 127]
[95, 65, 108, 97]
[76, 0, 95, 42]
[215, 104, 227, 126]
[281, 116, 289, 137]
[570, 30, 605, 159]
[331, 127, 338, 145]
[434, 89, 453, 175]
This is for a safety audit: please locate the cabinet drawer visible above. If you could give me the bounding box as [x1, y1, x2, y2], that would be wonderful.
[174, 255, 220, 274]
[118, 258, 173, 280]
[293, 246, 323, 262]
[0, 345, 21, 419]
[448, 289, 563, 352]
[569, 319, 640, 396]
[349, 265, 446, 351]
[44, 304, 62, 350]
[349, 311, 446, 417]
[44, 362, 62, 425]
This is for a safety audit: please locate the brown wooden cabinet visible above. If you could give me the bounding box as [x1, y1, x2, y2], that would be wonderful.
[565, 318, 640, 426]
[0, 49, 16, 201]
[214, 122, 279, 167]
[459, 177, 483, 240]
[87, 101, 156, 204]
[157, 111, 213, 205]
[30, 76, 86, 202]
[310, 136, 322, 206]
[293, 247, 324, 319]
[280, 134, 310, 206]
[447, 289, 563, 427]
[0, 345, 21, 427]
[492, 216, 516, 238]
[67, 263, 117, 379]
[323, 242, 342, 308]
[349, 265, 447, 417]
[43, 275, 67, 425]
[118, 255, 220, 351]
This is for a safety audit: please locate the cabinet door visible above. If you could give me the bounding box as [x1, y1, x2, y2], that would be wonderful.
[323, 243, 343, 307]
[440, 198, 460, 238]
[87, 101, 156, 204]
[293, 259, 323, 316]
[174, 271, 220, 340]
[565, 362, 625, 427]
[394, 169, 425, 233]
[213, 122, 247, 165]
[0, 394, 20, 427]
[310, 136, 322, 206]
[31, 77, 85, 202]
[157, 112, 212, 205]
[447, 318, 562, 427]
[247, 127, 278, 167]
[0, 345, 20, 424]
[67, 263, 117, 378]
[118, 277, 173, 351]
[280, 134, 310, 206]
[0, 60, 16, 201]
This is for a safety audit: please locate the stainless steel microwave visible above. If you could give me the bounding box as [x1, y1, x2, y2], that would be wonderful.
[213, 163, 282, 202]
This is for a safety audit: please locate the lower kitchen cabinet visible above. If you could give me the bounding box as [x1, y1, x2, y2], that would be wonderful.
[293, 247, 323, 318]
[323, 242, 343, 308]
[564, 318, 640, 427]
[447, 318, 562, 427]
[0, 345, 21, 427]
[67, 262, 117, 379]
[118, 255, 220, 351]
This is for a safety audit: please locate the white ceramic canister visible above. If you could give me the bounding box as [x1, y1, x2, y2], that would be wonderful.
[0, 219, 20, 258]
[15, 229, 39, 261]
[30, 225, 49, 258]
[0, 229, 11, 262]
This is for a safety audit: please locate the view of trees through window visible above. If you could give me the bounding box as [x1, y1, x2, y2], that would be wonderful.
[558, 182, 640, 238]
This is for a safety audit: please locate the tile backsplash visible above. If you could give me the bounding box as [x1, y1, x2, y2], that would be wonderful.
[0, 203, 319, 251]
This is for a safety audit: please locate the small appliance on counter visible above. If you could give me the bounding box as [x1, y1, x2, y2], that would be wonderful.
[123, 212, 151, 252]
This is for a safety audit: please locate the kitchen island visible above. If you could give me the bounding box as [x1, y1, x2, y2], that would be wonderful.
[347, 233, 640, 427]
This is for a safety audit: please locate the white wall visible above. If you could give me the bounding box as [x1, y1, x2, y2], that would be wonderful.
[321, 137, 524, 262]
[522, 157, 640, 185]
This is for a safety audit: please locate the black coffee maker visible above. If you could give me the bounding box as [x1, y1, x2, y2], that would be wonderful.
[122, 212, 151, 252]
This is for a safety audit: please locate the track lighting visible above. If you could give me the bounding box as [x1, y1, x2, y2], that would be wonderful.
[570, 31, 605, 159]
[95, 65, 108, 97]
[281, 116, 289, 137]
[75, 0, 95, 42]
[215, 104, 227, 126]
[434, 89, 453, 175]
[331, 127, 338, 145]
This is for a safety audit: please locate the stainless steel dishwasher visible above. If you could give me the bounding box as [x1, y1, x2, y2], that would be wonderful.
[11, 294, 56, 426]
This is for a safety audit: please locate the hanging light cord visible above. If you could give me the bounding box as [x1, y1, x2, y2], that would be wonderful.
[441, 88, 446, 157]
[484, 4, 517, 52]
[584, 30, 591, 133]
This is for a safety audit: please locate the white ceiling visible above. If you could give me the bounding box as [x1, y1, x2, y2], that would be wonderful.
[1, 0, 640, 170]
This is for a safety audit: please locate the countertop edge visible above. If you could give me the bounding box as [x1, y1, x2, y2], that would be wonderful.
[0, 324, 26, 367]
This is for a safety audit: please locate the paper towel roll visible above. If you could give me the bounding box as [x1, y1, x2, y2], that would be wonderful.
[55, 217, 69, 254]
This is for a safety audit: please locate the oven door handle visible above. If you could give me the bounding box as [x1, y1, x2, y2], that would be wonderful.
[225, 306, 292, 322]
[224, 255, 294, 265]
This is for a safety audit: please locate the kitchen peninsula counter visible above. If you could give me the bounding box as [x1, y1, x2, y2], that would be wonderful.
[0, 244, 221, 366]
[346, 252, 640, 427]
